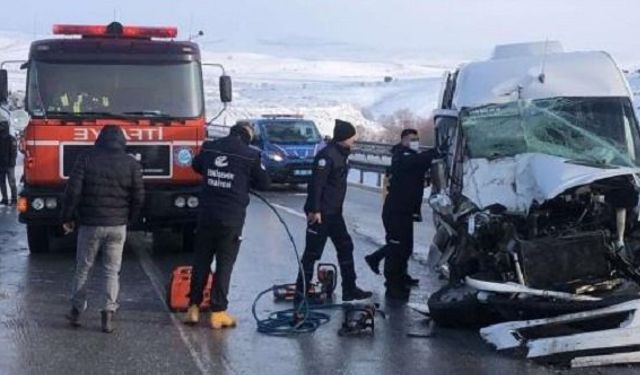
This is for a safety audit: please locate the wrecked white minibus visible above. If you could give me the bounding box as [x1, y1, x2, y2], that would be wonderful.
[428, 41, 640, 327]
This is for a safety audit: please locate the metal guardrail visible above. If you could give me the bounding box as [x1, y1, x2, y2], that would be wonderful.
[204, 126, 408, 188]
[349, 159, 388, 187]
[351, 141, 394, 158]
[350, 141, 433, 188]
[350, 141, 393, 187]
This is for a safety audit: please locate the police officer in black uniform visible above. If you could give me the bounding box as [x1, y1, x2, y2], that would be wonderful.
[185, 123, 270, 329]
[365, 128, 436, 300]
[295, 120, 372, 306]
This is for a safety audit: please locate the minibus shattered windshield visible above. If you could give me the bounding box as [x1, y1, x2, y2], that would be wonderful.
[461, 97, 640, 168]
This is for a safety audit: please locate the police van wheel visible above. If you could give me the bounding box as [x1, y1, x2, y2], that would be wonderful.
[27, 225, 51, 254]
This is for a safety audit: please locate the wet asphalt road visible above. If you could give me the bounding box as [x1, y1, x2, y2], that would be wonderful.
[0, 186, 638, 375]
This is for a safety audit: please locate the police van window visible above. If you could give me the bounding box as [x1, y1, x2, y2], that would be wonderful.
[263, 121, 321, 144]
[27, 61, 203, 118]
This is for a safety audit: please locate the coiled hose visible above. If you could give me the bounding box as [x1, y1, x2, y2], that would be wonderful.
[250, 191, 345, 336]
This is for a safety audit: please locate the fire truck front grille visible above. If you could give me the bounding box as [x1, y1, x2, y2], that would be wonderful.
[61, 144, 172, 178]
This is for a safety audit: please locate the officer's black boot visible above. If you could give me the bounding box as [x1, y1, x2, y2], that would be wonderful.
[403, 274, 419, 287]
[343, 286, 373, 302]
[385, 283, 410, 301]
[66, 307, 81, 327]
[294, 262, 315, 309]
[101, 311, 114, 334]
[364, 253, 382, 275]
[339, 257, 372, 302]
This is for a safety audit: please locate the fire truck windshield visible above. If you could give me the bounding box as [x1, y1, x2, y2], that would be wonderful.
[27, 60, 203, 119]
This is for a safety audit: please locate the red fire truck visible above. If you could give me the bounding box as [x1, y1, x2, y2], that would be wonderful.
[0, 22, 232, 253]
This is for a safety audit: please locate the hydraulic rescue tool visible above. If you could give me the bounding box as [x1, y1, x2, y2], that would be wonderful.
[272, 263, 337, 304]
[250, 191, 356, 336]
[338, 303, 385, 336]
[167, 266, 215, 312]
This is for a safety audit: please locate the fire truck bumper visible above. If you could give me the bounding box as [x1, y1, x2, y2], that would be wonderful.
[17, 186, 66, 225]
[135, 186, 201, 230]
[18, 185, 201, 229]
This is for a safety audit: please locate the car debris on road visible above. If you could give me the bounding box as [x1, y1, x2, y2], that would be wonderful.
[425, 41, 640, 368]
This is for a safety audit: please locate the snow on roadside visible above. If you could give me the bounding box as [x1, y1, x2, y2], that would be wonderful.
[201, 51, 444, 81]
[4, 29, 639, 136]
[1, 30, 446, 134]
[202, 52, 447, 134]
[344, 196, 434, 259]
[218, 103, 380, 136]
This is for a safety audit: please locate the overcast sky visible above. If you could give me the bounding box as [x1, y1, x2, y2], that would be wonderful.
[2, 0, 639, 65]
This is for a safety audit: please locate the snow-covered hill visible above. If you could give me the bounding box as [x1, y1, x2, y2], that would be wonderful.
[203, 51, 445, 134]
[0, 32, 447, 135]
[3, 31, 640, 136]
[0, 32, 30, 98]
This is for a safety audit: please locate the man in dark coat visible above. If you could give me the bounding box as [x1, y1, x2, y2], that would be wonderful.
[185, 123, 270, 329]
[0, 120, 17, 205]
[365, 128, 436, 300]
[62, 125, 144, 333]
[294, 119, 372, 307]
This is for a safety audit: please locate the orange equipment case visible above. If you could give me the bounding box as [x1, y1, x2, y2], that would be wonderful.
[167, 266, 215, 312]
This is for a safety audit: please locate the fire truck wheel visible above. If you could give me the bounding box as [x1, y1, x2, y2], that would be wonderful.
[26, 225, 51, 254]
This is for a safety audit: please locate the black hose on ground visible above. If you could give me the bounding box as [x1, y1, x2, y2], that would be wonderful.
[249, 190, 344, 336]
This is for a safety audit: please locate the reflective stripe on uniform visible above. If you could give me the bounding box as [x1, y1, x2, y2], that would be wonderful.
[73, 95, 83, 113]
[60, 94, 69, 107]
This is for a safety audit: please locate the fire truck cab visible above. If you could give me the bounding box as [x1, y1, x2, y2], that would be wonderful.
[0, 22, 232, 253]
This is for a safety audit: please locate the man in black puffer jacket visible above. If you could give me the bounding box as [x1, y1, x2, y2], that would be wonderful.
[61, 125, 144, 333]
[0, 119, 17, 205]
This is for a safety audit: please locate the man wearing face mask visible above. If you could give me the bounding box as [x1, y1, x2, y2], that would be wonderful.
[364, 128, 436, 300]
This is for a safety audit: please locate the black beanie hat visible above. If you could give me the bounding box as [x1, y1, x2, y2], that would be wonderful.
[333, 119, 356, 142]
[230, 123, 253, 144]
[400, 128, 418, 139]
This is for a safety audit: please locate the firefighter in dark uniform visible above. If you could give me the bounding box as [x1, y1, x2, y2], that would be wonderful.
[295, 120, 372, 306]
[49, 92, 110, 113]
[365, 129, 436, 300]
[185, 123, 270, 329]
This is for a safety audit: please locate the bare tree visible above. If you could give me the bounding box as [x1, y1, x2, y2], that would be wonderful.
[358, 110, 435, 146]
